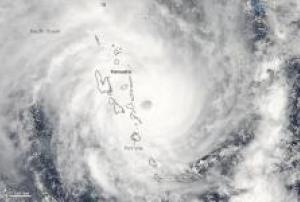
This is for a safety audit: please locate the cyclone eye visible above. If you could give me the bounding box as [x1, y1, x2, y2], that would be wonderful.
[140, 100, 153, 110]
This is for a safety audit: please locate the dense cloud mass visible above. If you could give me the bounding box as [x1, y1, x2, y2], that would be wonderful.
[0, 0, 300, 201]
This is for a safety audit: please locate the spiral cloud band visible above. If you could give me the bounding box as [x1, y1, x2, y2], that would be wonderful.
[0, 0, 299, 201]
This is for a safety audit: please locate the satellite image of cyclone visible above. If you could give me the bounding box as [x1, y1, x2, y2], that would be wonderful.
[0, 0, 300, 201]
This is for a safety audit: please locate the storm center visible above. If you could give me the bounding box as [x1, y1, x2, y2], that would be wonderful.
[140, 100, 153, 110]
